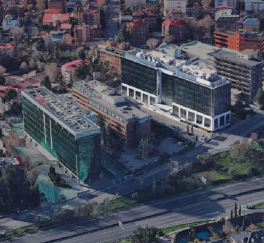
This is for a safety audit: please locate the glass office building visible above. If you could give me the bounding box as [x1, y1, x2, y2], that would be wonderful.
[22, 88, 101, 181]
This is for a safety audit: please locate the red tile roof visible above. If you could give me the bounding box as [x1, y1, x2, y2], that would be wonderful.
[215, 6, 236, 13]
[59, 23, 72, 29]
[0, 84, 26, 97]
[43, 13, 69, 23]
[0, 43, 13, 49]
[132, 10, 155, 17]
[40, 33, 52, 38]
[63, 60, 89, 70]
[162, 18, 188, 26]
[128, 19, 148, 27]
[45, 9, 63, 14]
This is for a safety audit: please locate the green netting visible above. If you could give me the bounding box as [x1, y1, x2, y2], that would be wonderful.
[22, 96, 101, 181]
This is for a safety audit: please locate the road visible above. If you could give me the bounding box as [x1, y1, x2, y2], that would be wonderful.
[3, 176, 264, 243]
[106, 0, 120, 40]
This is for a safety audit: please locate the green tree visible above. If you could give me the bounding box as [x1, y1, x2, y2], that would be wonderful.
[3, 89, 17, 103]
[242, 217, 245, 231]
[118, 23, 128, 42]
[0, 128, 2, 141]
[252, 27, 259, 32]
[234, 202, 237, 218]
[56, 74, 63, 84]
[53, 46, 61, 61]
[231, 209, 233, 219]
[189, 227, 196, 241]
[254, 88, 264, 105]
[223, 25, 230, 30]
[239, 206, 241, 216]
[130, 225, 158, 243]
[24, 34, 32, 45]
[103, 61, 109, 73]
[74, 61, 88, 79]
[36, 37, 45, 51]
[59, 82, 65, 91]
[137, 139, 144, 157]
[55, 173, 61, 184]
[259, 51, 264, 60]
[0, 75, 5, 86]
[40, 75, 52, 90]
[238, 25, 243, 29]
[77, 49, 86, 60]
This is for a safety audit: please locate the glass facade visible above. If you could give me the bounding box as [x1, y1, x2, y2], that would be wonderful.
[121, 58, 158, 95]
[22, 96, 101, 181]
[162, 73, 231, 117]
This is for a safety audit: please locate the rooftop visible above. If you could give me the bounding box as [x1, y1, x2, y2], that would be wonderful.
[42, 13, 69, 23]
[62, 60, 89, 68]
[0, 156, 20, 170]
[243, 18, 259, 25]
[74, 80, 151, 123]
[124, 49, 229, 88]
[128, 19, 148, 27]
[132, 9, 156, 17]
[0, 43, 13, 49]
[45, 9, 63, 14]
[208, 49, 263, 67]
[240, 49, 258, 55]
[0, 84, 26, 98]
[22, 88, 99, 139]
[162, 18, 188, 26]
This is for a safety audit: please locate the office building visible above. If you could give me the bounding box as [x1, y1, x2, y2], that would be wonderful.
[73, 80, 151, 146]
[245, 0, 263, 11]
[164, 0, 186, 15]
[121, 49, 231, 131]
[22, 88, 101, 181]
[207, 49, 264, 102]
[214, 29, 264, 52]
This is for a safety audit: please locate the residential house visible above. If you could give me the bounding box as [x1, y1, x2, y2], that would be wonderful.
[162, 18, 190, 40]
[127, 20, 148, 45]
[42, 13, 69, 27]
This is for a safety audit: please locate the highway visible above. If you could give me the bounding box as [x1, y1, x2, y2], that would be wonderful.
[3, 176, 264, 243]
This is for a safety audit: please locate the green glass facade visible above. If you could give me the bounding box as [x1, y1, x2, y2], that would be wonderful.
[162, 73, 231, 117]
[121, 58, 158, 95]
[22, 96, 101, 181]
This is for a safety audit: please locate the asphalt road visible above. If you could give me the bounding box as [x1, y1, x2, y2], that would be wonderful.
[4, 176, 264, 243]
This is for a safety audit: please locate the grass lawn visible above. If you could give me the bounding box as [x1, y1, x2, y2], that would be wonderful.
[250, 140, 263, 150]
[252, 202, 264, 209]
[4, 225, 38, 237]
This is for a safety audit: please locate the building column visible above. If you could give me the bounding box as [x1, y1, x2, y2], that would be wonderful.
[218, 117, 220, 128]
[141, 92, 143, 102]
[202, 116, 205, 127]
[43, 112, 46, 144]
[148, 95, 150, 106]
[194, 113, 197, 125]
[49, 119, 53, 149]
[127, 87, 129, 97]
[179, 108, 181, 118]
[133, 89, 136, 99]
[186, 111, 189, 121]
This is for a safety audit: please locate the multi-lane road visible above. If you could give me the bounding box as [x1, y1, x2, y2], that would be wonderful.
[106, 0, 120, 40]
[3, 176, 264, 243]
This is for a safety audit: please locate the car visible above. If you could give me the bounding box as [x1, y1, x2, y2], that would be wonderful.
[245, 205, 254, 209]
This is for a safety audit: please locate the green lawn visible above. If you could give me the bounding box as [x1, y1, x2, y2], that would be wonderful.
[4, 225, 38, 237]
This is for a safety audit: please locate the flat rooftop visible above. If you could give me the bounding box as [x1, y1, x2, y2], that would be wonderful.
[74, 80, 151, 123]
[208, 49, 263, 67]
[22, 87, 100, 138]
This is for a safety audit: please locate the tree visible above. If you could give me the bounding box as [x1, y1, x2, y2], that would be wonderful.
[37, 37, 45, 51]
[231, 209, 233, 219]
[192, 2, 203, 18]
[254, 88, 264, 106]
[0, 66, 6, 75]
[259, 51, 264, 60]
[36, 0, 46, 10]
[55, 173, 61, 184]
[252, 27, 259, 32]
[234, 202, 237, 218]
[242, 217, 245, 231]
[37, 61, 45, 72]
[45, 63, 60, 82]
[4, 89, 17, 103]
[162, 35, 175, 44]
[40, 75, 51, 90]
[27, 4, 33, 11]
[103, 61, 109, 74]
[223, 25, 230, 30]
[10, 27, 25, 42]
[198, 16, 215, 33]
[59, 82, 65, 91]
[118, 23, 128, 43]
[201, 0, 211, 12]
[130, 225, 159, 243]
[20, 62, 28, 73]
[29, 59, 36, 70]
[228, 165, 236, 179]
[238, 25, 243, 29]
[57, 74, 63, 84]
[24, 34, 32, 45]
[52, 46, 61, 61]
[184, 162, 192, 175]
[27, 167, 41, 186]
[146, 38, 158, 49]
[74, 61, 88, 80]
[239, 206, 241, 216]
[77, 49, 86, 60]
[22, 155, 30, 165]
[0, 75, 5, 86]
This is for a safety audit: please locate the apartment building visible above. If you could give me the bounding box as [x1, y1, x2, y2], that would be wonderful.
[245, 0, 263, 12]
[48, 0, 66, 12]
[214, 29, 264, 52]
[208, 49, 264, 102]
[215, 7, 239, 31]
[61, 60, 90, 84]
[132, 9, 156, 30]
[74, 23, 94, 43]
[79, 5, 101, 30]
[162, 18, 190, 41]
[121, 49, 231, 131]
[214, 0, 236, 8]
[124, 0, 146, 8]
[22, 88, 101, 181]
[243, 16, 259, 32]
[127, 20, 149, 45]
[164, 0, 186, 16]
[72, 80, 151, 146]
